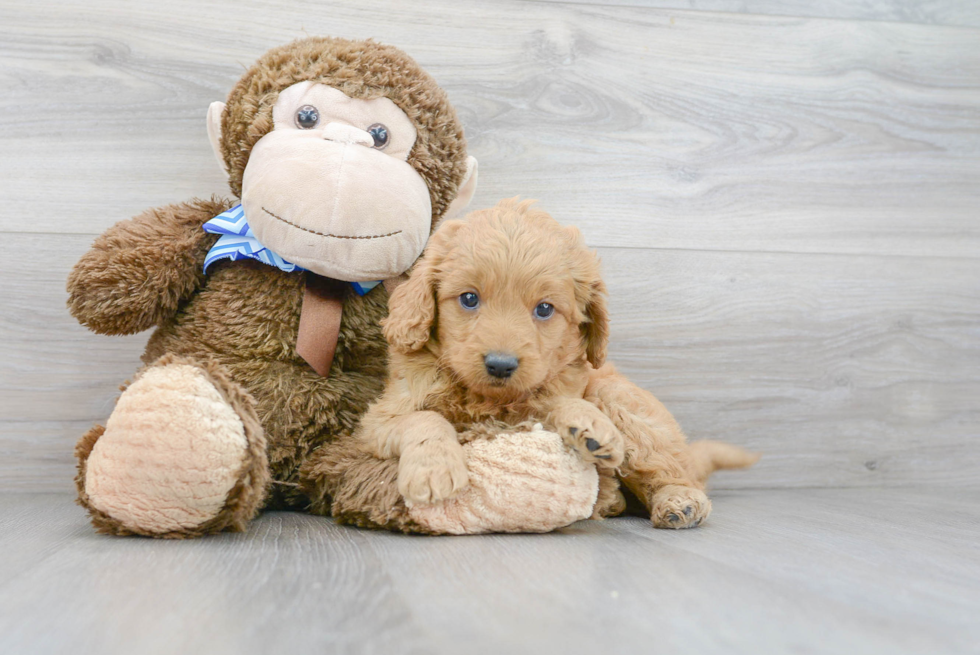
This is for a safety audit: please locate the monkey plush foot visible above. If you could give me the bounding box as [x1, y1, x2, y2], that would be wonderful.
[304, 424, 599, 535]
[405, 427, 599, 534]
[76, 355, 270, 538]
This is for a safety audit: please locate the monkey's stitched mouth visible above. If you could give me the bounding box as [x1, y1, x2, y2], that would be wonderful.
[262, 207, 403, 240]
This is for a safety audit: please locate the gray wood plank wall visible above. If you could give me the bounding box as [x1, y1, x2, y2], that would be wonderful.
[1, 0, 977, 492]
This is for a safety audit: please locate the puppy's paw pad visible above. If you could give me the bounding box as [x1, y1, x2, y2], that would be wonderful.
[666, 507, 696, 524]
[398, 454, 470, 505]
[651, 486, 711, 529]
[565, 422, 623, 467]
[552, 401, 625, 467]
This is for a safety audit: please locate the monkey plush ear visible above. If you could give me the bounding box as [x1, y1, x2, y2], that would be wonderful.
[383, 220, 463, 353]
[206, 101, 229, 174]
[442, 156, 479, 220]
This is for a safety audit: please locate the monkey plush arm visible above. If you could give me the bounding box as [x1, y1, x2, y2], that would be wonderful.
[67, 197, 230, 335]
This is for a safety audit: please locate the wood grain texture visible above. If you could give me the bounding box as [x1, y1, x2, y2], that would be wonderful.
[0, 489, 977, 654]
[605, 247, 980, 489]
[3, 233, 977, 492]
[1, 1, 979, 257]
[532, 0, 980, 28]
[0, 0, 978, 493]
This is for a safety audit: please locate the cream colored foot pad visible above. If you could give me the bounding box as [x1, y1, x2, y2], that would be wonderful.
[85, 364, 248, 534]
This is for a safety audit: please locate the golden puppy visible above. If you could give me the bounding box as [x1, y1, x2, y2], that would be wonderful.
[354, 198, 757, 528]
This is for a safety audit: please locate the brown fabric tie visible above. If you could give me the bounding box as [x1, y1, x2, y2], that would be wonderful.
[296, 273, 345, 377]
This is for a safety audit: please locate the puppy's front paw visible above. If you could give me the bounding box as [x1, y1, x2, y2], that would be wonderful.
[397, 440, 470, 505]
[558, 411, 624, 468]
[650, 485, 711, 529]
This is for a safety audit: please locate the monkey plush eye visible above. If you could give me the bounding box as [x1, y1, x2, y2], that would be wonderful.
[367, 123, 389, 149]
[533, 302, 555, 320]
[459, 292, 480, 310]
[295, 105, 320, 129]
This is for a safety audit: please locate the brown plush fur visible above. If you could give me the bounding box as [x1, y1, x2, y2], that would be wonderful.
[303, 432, 429, 533]
[305, 198, 758, 531]
[67, 38, 469, 536]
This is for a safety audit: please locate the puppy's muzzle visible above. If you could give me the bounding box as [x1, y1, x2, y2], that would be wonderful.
[484, 352, 519, 379]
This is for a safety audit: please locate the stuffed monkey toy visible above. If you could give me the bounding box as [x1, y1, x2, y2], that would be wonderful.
[67, 37, 483, 537]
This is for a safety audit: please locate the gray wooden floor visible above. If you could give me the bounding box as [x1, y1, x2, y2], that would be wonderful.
[1, 488, 977, 655]
[2, 0, 979, 652]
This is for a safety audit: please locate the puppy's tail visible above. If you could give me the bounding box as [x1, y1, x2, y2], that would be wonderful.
[685, 440, 760, 485]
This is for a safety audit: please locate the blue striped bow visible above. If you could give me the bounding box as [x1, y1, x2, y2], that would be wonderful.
[202, 204, 381, 296]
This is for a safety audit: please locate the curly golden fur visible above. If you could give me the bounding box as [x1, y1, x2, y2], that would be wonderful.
[342, 198, 758, 529]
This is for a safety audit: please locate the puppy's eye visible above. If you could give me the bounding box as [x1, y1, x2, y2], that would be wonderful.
[459, 292, 480, 310]
[534, 302, 555, 320]
[296, 105, 320, 129]
[367, 123, 389, 149]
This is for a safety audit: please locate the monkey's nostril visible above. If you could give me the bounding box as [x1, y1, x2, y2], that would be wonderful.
[484, 352, 519, 379]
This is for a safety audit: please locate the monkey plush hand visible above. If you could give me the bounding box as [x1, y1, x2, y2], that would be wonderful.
[67, 37, 477, 538]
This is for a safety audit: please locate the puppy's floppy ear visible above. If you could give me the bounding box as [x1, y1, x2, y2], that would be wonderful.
[582, 277, 610, 368]
[566, 225, 610, 368]
[383, 254, 439, 353]
[383, 221, 463, 353]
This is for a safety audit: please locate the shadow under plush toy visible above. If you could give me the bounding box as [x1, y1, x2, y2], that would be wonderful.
[67, 37, 480, 537]
[303, 199, 759, 534]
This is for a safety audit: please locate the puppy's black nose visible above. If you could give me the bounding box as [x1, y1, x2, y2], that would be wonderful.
[484, 352, 519, 379]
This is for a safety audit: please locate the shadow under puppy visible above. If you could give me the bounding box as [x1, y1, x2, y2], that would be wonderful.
[303, 198, 757, 532]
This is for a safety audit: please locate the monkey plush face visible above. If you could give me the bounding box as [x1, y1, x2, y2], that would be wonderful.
[206, 37, 477, 282]
[238, 81, 431, 281]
